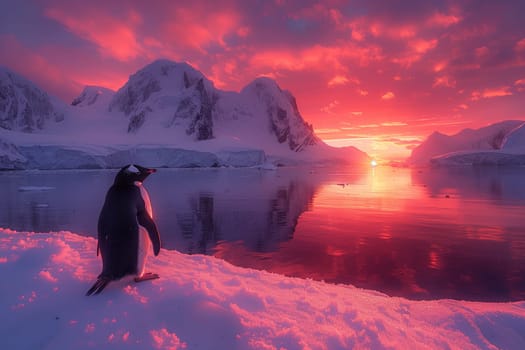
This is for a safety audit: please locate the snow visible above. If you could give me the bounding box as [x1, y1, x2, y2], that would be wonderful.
[17, 186, 55, 192]
[71, 86, 115, 108]
[1, 228, 525, 350]
[0, 138, 26, 169]
[501, 122, 525, 150]
[0, 66, 65, 132]
[409, 120, 525, 166]
[0, 143, 277, 170]
[431, 150, 525, 166]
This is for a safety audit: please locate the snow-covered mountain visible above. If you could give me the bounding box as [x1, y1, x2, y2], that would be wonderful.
[0, 66, 65, 132]
[0, 60, 368, 170]
[109, 60, 216, 137]
[409, 120, 525, 166]
[108, 59, 321, 153]
[501, 122, 525, 150]
[71, 85, 115, 108]
[238, 77, 320, 152]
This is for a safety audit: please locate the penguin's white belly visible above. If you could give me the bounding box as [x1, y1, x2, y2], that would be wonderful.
[135, 181, 153, 278]
[137, 227, 150, 277]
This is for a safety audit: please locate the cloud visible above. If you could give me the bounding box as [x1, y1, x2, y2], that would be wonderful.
[162, 7, 243, 51]
[45, 7, 143, 61]
[249, 43, 383, 73]
[381, 122, 408, 127]
[0, 34, 80, 98]
[379, 137, 422, 147]
[426, 12, 461, 27]
[381, 92, 395, 100]
[515, 78, 525, 92]
[328, 75, 358, 87]
[320, 100, 340, 114]
[516, 38, 525, 52]
[314, 128, 342, 134]
[433, 76, 456, 88]
[433, 61, 448, 72]
[471, 87, 513, 100]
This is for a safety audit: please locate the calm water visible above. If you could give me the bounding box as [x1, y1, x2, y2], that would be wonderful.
[1, 166, 525, 302]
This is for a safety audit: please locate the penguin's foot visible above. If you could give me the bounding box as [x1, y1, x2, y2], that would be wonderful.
[134, 272, 159, 283]
[86, 277, 111, 296]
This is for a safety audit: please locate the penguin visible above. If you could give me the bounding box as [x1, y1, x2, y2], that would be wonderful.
[86, 164, 161, 296]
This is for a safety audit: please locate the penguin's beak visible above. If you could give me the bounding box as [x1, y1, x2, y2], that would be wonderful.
[147, 168, 157, 174]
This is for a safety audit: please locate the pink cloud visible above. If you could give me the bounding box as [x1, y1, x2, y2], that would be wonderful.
[471, 87, 513, 100]
[320, 100, 340, 114]
[516, 38, 525, 52]
[45, 7, 143, 61]
[482, 88, 513, 98]
[410, 39, 438, 54]
[150, 328, 187, 349]
[433, 76, 456, 88]
[427, 12, 461, 27]
[163, 8, 243, 52]
[515, 79, 525, 92]
[433, 61, 448, 72]
[250, 43, 383, 74]
[381, 92, 395, 100]
[392, 38, 438, 66]
[328, 75, 350, 86]
[328, 75, 359, 87]
[0, 35, 80, 97]
[475, 46, 490, 58]
[361, 21, 418, 40]
[39, 270, 58, 283]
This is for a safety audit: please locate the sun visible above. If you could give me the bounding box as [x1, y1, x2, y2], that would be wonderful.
[370, 159, 378, 167]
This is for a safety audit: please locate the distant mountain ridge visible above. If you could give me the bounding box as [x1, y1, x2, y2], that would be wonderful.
[409, 120, 525, 166]
[0, 59, 369, 169]
[0, 67, 65, 132]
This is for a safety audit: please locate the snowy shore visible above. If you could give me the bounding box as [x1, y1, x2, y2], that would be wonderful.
[1, 228, 524, 349]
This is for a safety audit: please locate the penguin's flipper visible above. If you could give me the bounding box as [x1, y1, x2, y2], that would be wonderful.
[86, 277, 111, 296]
[134, 272, 159, 283]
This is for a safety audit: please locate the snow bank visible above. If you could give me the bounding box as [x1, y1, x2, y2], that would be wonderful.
[0, 144, 274, 170]
[1, 141, 363, 170]
[1, 229, 524, 349]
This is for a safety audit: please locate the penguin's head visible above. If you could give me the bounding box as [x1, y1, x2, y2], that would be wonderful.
[114, 164, 157, 185]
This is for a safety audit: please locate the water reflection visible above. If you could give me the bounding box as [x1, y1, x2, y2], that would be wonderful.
[1, 166, 525, 301]
[163, 168, 323, 254]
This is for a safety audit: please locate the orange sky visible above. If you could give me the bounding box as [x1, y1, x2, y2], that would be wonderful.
[1, 0, 524, 160]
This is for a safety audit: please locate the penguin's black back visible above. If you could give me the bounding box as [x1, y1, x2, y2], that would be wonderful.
[97, 183, 147, 279]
